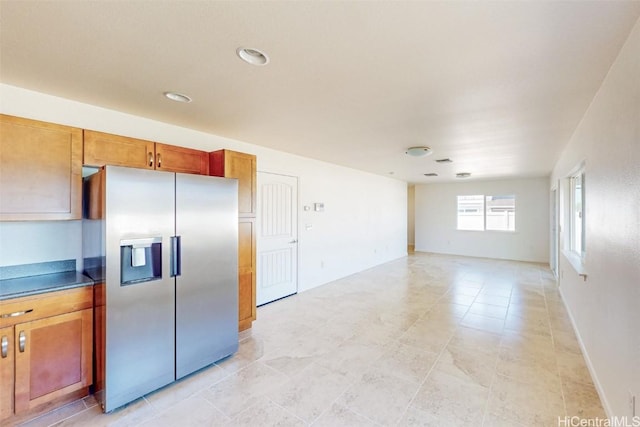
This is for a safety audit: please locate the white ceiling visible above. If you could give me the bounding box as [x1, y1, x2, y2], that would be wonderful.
[1, 1, 639, 183]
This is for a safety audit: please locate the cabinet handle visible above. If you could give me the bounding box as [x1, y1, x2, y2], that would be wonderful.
[0, 308, 33, 318]
[148, 152, 154, 167]
[157, 153, 162, 168]
[1, 336, 7, 358]
[18, 331, 26, 353]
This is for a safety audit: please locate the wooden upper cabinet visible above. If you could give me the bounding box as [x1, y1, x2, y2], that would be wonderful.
[84, 130, 208, 175]
[209, 150, 256, 217]
[155, 143, 208, 175]
[84, 130, 154, 170]
[0, 114, 82, 221]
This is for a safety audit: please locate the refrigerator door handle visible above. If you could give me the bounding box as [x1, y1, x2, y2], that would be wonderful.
[170, 236, 182, 277]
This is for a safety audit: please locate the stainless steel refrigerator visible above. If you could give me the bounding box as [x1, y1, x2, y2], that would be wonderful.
[83, 165, 238, 412]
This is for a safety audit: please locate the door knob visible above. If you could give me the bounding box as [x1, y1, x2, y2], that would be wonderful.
[289, 239, 298, 244]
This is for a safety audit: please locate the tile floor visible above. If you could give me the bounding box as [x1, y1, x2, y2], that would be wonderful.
[18, 252, 605, 426]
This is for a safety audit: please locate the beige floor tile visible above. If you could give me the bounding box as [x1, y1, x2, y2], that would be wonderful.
[139, 394, 229, 427]
[428, 302, 469, 319]
[268, 362, 354, 423]
[369, 342, 439, 384]
[449, 326, 502, 354]
[204, 362, 289, 418]
[479, 286, 513, 298]
[556, 352, 594, 386]
[468, 302, 509, 319]
[561, 377, 607, 419]
[437, 344, 498, 388]
[18, 400, 87, 427]
[552, 329, 583, 355]
[397, 405, 443, 426]
[312, 403, 377, 427]
[339, 369, 420, 425]
[50, 397, 158, 427]
[487, 374, 565, 426]
[411, 369, 490, 426]
[398, 323, 456, 354]
[461, 312, 505, 334]
[215, 336, 266, 374]
[230, 399, 305, 426]
[483, 412, 528, 427]
[145, 363, 228, 410]
[315, 337, 387, 377]
[474, 294, 511, 307]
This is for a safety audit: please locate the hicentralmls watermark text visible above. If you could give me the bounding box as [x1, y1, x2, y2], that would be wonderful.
[558, 416, 640, 427]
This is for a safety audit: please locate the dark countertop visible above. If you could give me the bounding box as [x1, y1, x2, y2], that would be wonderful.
[0, 271, 94, 301]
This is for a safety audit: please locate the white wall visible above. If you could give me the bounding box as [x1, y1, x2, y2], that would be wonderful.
[414, 178, 549, 263]
[0, 84, 407, 291]
[550, 19, 640, 417]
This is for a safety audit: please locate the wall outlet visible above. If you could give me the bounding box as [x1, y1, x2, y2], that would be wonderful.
[629, 391, 636, 416]
[320, 260, 325, 269]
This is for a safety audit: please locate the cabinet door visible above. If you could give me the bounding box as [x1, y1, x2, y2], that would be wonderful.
[155, 143, 209, 175]
[0, 114, 82, 221]
[238, 218, 256, 331]
[0, 326, 14, 421]
[84, 130, 155, 169]
[14, 309, 93, 413]
[210, 150, 256, 217]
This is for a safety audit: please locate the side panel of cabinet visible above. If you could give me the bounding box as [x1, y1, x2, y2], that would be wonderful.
[0, 326, 14, 421]
[155, 143, 209, 175]
[0, 114, 82, 221]
[84, 130, 155, 169]
[14, 309, 93, 413]
[209, 150, 256, 217]
[238, 219, 256, 331]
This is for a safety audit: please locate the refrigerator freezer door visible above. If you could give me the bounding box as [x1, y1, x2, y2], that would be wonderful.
[175, 173, 239, 379]
[104, 166, 176, 412]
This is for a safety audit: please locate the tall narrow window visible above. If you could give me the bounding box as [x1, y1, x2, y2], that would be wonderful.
[570, 171, 585, 257]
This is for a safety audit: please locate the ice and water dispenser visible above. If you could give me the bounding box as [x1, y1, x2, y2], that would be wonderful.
[120, 237, 162, 285]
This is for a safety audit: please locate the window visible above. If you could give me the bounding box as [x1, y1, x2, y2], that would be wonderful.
[457, 194, 515, 231]
[570, 171, 585, 257]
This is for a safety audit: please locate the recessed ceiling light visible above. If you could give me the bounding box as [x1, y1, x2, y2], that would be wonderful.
[456, 172, 471, 178]
[435, 158, 453, 163]
[405, 146, 433, 157]
[237, 47, 269, 66]
[424, 173, 438, 177]
[164, 92, 192, 103]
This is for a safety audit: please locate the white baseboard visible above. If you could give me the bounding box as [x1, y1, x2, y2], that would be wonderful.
[558, 286, 612, 417]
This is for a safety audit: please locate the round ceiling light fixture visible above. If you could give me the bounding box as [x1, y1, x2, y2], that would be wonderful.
[237, 47, 270, 66]
[405, 146, 433, 157]
[164, 92, 192, 103]
[456, 172, 471, 178]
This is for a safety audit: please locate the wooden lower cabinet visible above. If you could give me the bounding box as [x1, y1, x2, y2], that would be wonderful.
[14, 309, 93, 413]
[0, 326, 15, 421]
[238, 218, 256, 331]
[0, 287, 93, 423]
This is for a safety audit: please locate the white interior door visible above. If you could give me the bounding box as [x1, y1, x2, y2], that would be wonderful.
[257, 172, 298, 305]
